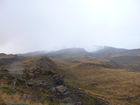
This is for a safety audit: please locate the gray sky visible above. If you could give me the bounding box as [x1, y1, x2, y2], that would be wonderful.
[0, 0, 140, 53]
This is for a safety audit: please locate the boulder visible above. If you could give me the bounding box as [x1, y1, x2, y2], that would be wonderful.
[52, 75, 64, 85]
[26, 80, 34, 87]
[51, 87, 57, 93]
[35, 80, 42, 86]
[62, 97, 82, 105]
[63, 97, 73, 103]
[95, 98, 109, 105]
[10, 80, 17, 86]
[56, 85, 67, 93]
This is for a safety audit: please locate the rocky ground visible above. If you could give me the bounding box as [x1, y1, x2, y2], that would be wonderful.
[0, 56, 109, 105]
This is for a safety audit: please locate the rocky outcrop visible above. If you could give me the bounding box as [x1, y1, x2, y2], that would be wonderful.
[0, 56, 110, 105]
[52, 74, 64, 85]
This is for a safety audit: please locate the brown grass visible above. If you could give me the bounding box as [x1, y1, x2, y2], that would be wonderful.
[0, 91, 48, 105]
[54, 59, 140, 105]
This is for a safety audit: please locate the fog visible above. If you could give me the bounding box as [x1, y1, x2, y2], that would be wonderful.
[0, 0, 140, 53]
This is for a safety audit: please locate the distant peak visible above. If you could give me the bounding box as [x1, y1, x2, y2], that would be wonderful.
[49, 48, 87, 54]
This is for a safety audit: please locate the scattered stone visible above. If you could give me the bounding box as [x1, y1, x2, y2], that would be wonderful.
[62, 97, 82, 105]
[11, 89, 17, 93]
[0, 86, 4, 89]
[26, 80, 34, 87]
[10, 104, 29, 105]
[16, 78, 26, 84]
[10, 80, 17, 86]
[56, 85, 67, 93]
[60, 103, 74, 105]
[63, 97, 73, 103]
[63, 91, 70, 96]
[23, 94, 32, 101]
[52, 75, 64, 85]
[42, 81, 47, 85]
[95, 98, 109, 105]
[0, 57, 109, 105]
[51, 87, 57, 93]
[35, 80, 42, 86]
[74, 102, 82, 105]
[46, 70, 55, 75]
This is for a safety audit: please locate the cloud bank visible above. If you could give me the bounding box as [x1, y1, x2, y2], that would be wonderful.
[0, 0, 140, 53]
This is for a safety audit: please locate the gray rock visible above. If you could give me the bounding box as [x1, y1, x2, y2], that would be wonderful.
[52, 75, 64, 85]
[10, 80, 17, 86]
[63, 97, 73, 103]
[51, 87, 57, 92]
[35, 80, 42, 86]
[26, 80, 34, 87]
[74, 102, 82, 105]
[41, 81, 49, 87]
[56, 85, 67, 93]
[63, 91, 70, 96]
[60, 104, 74, 105]
[95, 98, 109, 105]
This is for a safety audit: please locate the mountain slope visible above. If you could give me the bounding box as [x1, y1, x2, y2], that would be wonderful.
[92, 46, 127, 58]
[48, 48, 94, 61]
[0, 55, 109, 105]
[45, 47, 140, 71]
[45, 47, 140, 105]
[53, 58, 140, 105]
[91, 47, 140, 71]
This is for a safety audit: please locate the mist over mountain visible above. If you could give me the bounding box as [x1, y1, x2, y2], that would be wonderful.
[19, 46, 140, 57]
[1, 0, 140, 105]
[1, 0, 140, 53]
[1, 46, 140, 105]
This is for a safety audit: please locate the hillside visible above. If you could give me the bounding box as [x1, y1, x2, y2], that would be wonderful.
[51, 58, 140, 105]
[48, 48, 94, 61]
[47, 47, 140, 71]
[43, 47, 140, 105]
[92, 46, 127, 58]
[93, 47, 140, 71]
[2, 47, 140, 105]
[0, 55, 109, 105]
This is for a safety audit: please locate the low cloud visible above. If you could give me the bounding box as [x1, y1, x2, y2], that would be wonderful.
[0, 0, 140, 53]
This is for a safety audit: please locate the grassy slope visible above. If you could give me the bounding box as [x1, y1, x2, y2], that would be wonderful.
[53, 59, 140, 105]
[0, 56, 59, 105]
[0, 56, 103, 105]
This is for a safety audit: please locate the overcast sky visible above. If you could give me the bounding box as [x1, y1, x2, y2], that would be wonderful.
[0, 0, 140, 53]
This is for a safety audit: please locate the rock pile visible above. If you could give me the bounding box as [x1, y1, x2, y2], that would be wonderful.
[49, 74, 83, 105]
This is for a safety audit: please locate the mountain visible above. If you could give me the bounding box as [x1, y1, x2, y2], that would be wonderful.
[48, 48, 87, 56]
[47, 48, 94, 61]
[89, 46, 140, 71]
[92, 46, 140, 58]
[97, 47, 140, 70]
[19, 51, 47, 57]
[92, 46, 127, 58]
[44, 47, 140, 105]
[2, 46, 140, 105]
[18, 47, 140, 71]
[112, 49, 140, 57]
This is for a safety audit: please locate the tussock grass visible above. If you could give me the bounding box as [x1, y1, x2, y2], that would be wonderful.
[56, 60, 140, 105]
